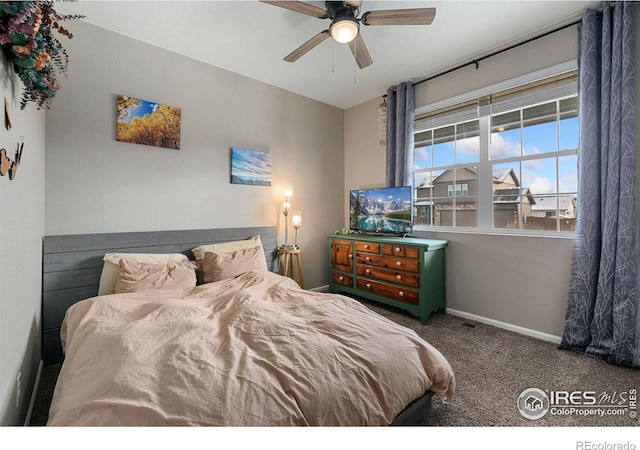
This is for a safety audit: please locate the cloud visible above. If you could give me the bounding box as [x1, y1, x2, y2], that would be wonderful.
[490, 133, 521, 159]
[456, 136, 480, 160]
[522, 172, 554, 194]
[414, 146, 430, 166]
[523, 144, 543, 156]
[559, 170, 578, 193]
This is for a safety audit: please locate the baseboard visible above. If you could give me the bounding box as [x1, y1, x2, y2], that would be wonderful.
[310, 286, 562, 344]
[309, 285, 330, 293]
[24, 359, 44, 426]
[446, 308, 562, 345]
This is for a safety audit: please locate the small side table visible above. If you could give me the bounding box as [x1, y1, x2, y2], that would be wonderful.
[277, 247, 304, 288]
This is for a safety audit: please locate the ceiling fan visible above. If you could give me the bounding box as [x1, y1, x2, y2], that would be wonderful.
[260, 1, 436, 69]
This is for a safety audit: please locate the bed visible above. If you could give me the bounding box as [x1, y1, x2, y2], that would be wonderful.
[42, 227, 455, 426]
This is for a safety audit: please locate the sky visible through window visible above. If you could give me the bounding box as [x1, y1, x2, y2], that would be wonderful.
[414, 114, 579, 197]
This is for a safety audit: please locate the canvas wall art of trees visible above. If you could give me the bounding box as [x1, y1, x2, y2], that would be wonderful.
[117, 94, 181, 150]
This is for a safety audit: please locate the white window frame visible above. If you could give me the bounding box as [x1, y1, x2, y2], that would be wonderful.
[412, 61, 578, 238]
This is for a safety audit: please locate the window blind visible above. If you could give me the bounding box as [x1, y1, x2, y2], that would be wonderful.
[414, 69, 578, 132]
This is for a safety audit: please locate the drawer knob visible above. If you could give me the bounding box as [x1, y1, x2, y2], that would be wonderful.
[348, 254, 352, 259]
[364, 244, 369, 249]
[366, 283, 371, 289]
[339, 276, 344, 281]
[399, 291, 404, 297]
[365, 269, 370, 274]
[396, 275, 402, 280]
[396, 261, 402, 267]
[395, 247, 401, 252]
[366, 256, 371, 261]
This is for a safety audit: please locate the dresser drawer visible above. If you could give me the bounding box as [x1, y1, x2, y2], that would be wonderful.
[356, 265, 419, 287]
[332, 272, 353, 287]
[356, 242, 380, 253]
[356, 278, 418, 305]
[381, 244, 419, 259]
[331, 239, 354, 272]
[356, 253, 419, 272]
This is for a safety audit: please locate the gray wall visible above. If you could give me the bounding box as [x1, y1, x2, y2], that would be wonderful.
[45, 21, 345, 290]
[344, 18, 640, 340]
[0, 65, 45, 424]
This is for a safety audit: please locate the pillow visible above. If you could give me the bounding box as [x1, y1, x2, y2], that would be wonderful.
[192, 235, 267, 283]
[202, 246, 268, 283]
[115, 259, 197, 294]
[98, 252, 189, 295]
[191, 235, 262, 262]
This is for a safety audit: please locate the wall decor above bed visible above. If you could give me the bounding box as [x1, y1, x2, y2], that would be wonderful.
[0, 1, 84, 109]
[1, 97, 23, 180]
[230, 147, 271, 186]
[1, 98, 23, 181]
[0, 139, 23, 180]
[116, 94, 181, 150]
[4, 97, 11, 130]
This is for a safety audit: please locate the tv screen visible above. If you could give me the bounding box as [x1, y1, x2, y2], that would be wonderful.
[349, 186, 413, 234]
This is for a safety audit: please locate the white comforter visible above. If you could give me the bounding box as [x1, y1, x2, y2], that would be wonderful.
[47, 270, 455, 426]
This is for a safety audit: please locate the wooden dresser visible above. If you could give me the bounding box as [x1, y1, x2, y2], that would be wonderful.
[327, 234, 448, 324]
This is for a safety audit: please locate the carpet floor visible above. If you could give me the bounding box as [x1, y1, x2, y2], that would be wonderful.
[29, 297, 639, 427]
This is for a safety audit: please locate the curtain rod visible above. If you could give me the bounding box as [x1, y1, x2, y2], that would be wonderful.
[383, 17, 583, 97]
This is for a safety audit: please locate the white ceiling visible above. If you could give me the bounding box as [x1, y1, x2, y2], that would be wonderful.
[56, 0, 600, 109]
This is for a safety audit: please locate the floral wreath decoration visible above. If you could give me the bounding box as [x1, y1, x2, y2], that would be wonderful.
[0, 1, 83, 109]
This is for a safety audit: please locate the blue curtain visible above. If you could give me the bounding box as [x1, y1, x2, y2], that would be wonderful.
[560, 2, 639, 367]
[386, 81, 414, 187]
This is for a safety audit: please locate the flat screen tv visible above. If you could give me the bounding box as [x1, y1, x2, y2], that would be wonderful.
[349, 186, 413, 235]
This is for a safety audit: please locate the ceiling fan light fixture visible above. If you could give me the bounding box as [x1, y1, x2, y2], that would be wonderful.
[330, 16, 359, 43]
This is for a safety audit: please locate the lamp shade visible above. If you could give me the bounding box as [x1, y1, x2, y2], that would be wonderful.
[284, 185, 294, 198]
[292, 211, 302, 228]
[330, 17, 359, 44]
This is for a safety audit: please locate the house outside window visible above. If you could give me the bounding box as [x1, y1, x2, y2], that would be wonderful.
[413, 69, 578, 234]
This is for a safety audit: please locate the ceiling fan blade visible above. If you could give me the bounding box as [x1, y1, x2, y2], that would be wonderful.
[361, 8, 436, 26]
[284, 30, 331, 62]
[260, 1, 328, 19]
[348, 33, 373, 69]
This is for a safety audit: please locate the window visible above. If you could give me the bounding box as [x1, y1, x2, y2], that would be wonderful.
[448, 183, 469, 197]
[413, 69, 578, 234]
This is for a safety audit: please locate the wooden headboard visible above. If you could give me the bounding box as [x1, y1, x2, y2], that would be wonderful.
[42, 226, 278, 364]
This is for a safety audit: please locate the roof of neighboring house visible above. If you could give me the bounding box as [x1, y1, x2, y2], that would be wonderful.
[423, 167, 521, 187]
[531, 195, 576, 211]
[493, 188, 536, 204]
[492, 168, 520, 186]
[415, 173, 438, 189]
[431, 167, 478, 184]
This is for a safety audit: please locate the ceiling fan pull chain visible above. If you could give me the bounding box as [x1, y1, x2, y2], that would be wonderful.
[353, 45, 357, 84]
[332, 40, 335, 74]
